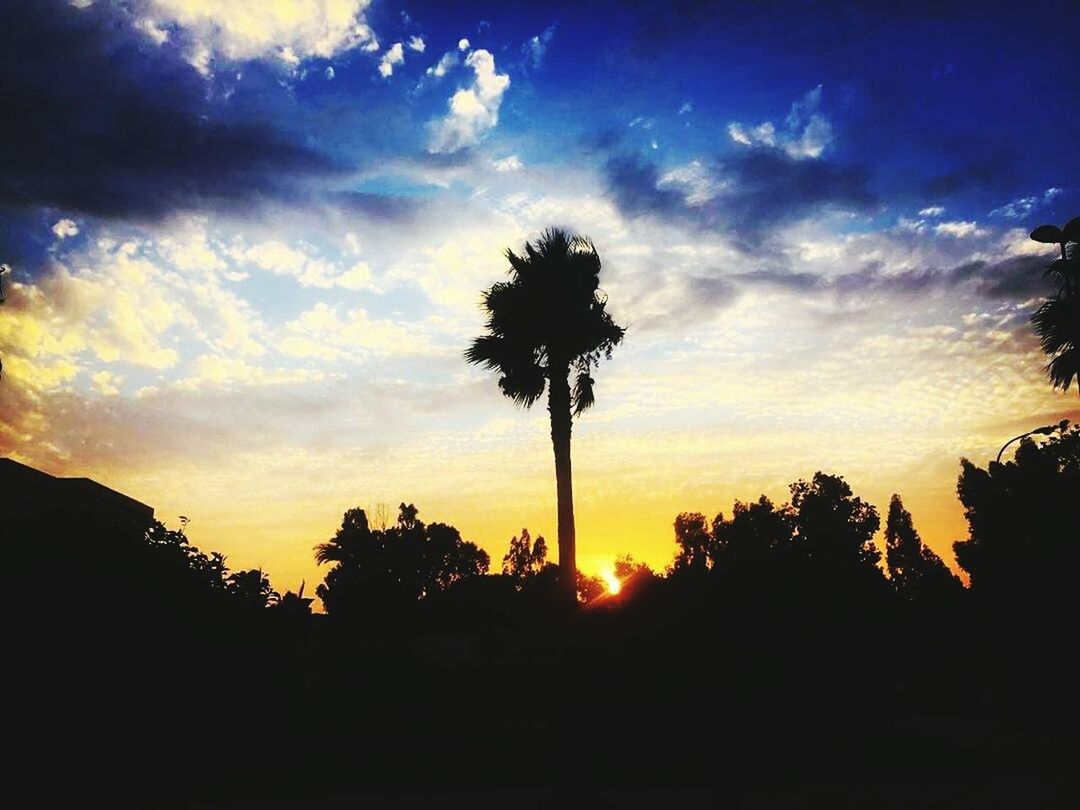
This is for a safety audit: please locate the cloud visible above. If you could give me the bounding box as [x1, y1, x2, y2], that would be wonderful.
[933, 220, 985, 238]
[408, 35, 426, 53]
[604, 150, 875, 245]
[425, 51, 459, 79]
[137, 0, 378, 74]
[428, 50, 510, 154]
[923, 156, 1017, 198]
[656, 161, 724, 206]
[458, 38, 471, 51]
[379, 42, 405, 77]
[727, 85, 833, 160]
[233, 239, 381, 290]
[0, 1, 340, 226]
[52, 219, 80, 239]
[522, 24, 557, 69]
[279, 302, 442, 360]
[989, 187, 1064, 220]
[678, 101, 693, 116]
[918, 206, 945, 218]
[493, 155, 524, 172]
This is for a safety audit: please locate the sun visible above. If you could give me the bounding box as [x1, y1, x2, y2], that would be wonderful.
[601, 570, 621, 595]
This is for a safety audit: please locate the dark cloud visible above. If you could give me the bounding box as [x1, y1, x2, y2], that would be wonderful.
[666, 253, 1056, 332]
[329, 192, 420, 222]
[604, 150, 877, 247]
[730, 253, 1054, 302]
[923, 156, 1018, 199]
[0, 1, 338, 224]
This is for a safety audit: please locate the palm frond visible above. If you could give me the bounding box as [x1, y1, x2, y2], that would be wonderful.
[572, 368, 595, 415]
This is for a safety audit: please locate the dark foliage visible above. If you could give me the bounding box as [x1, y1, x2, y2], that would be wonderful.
[1029, 223, 1079, 393]
[315, 503, 490, 617]
[886, 494, 963, 602]
[501, 527, 548, 586]
[953, 420, 1078, 599]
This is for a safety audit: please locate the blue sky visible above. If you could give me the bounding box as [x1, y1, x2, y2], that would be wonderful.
[2, 0, 1078, 593]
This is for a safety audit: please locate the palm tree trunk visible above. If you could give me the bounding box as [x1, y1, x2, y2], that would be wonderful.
[548, 361, 576, 602]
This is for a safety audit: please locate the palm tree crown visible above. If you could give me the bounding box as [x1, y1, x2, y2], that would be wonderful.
[465, 227, 625, 411]
[466, 227, 625, 598]
[1030, 217, 1079, 394]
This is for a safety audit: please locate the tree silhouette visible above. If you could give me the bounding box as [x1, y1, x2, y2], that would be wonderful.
[502, 527, 548, 586]
[712, 495, 793, 568]
[576, 570, 607, 603]
[315, 503, 490, 617]
[884, 494, 961, 601]
[614, 553, 653, 580]
[789, 472, 881, 569]
[1029, 217, 1080, 393]
[466, 228, 625, 600]
[226, 568, 279, 609]
[953, 421, 1078, 598]
[671, 512, 715, 573]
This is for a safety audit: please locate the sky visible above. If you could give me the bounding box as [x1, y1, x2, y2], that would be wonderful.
[2, 0, 1078, 599]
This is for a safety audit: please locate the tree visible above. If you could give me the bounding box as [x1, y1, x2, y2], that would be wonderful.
[466, 228, 625, 599]
[1029, 217, 1080, 393]
[953, 421, 1078, 598]
[315, 503, 490, 617]
[788, 472, 881, 569]
[884, 495, 961, 601]
[712, 495, 793, 568]
[502, 528, 548, 586]
[614, 554, 653, 580]
[576, 570, 607, 603]
[671, 512, 715, 573]
[226, 568, 279, 609]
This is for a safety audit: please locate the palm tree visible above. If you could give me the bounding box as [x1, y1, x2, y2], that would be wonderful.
[1030, 217, 1080, 394]
[466, 228, 625, 599]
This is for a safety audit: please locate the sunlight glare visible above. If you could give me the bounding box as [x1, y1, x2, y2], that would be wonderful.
[601, 569, 621, 595]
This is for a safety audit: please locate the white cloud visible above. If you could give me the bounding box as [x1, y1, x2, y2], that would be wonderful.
[378, 42, 405, 78]
[279, 302, 440, 360]
[678, 101, 693, 116]
[989, 187, 1064, 220]
[428, 49, 510, 154]
[52, 219, 80, 239]
[325, 65, 335, 79]
[657, 161, 725, 206]
[458, 38, 471, 51]
[138, 0, 378, 74]
[934, 220, 984, 238]
[91, 370, 122, 396]
[918, 206, 946, 218]
[337, 262, 375, 291]
[425, 51, 459, 79]
[728, 85, 833, 159]
[493, 155, 523, 172]
[236, 239, 378, 290]
[408, 35, 426, 53]
[135, 16, 170, 46]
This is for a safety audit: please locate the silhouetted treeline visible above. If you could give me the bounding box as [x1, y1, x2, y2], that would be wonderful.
[10, 421, 1075, 803]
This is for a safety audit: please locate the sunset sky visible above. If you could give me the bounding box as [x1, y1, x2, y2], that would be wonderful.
[2, 0, 1078, 600]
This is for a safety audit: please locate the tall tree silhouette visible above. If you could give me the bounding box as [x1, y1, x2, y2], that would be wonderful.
[884, 494, 961, 601]
[466, 228, 625, 599]
[1029, 217, 1079, 393]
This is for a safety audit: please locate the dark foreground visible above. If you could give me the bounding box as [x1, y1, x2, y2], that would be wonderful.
[14, 514, 1071, 808]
